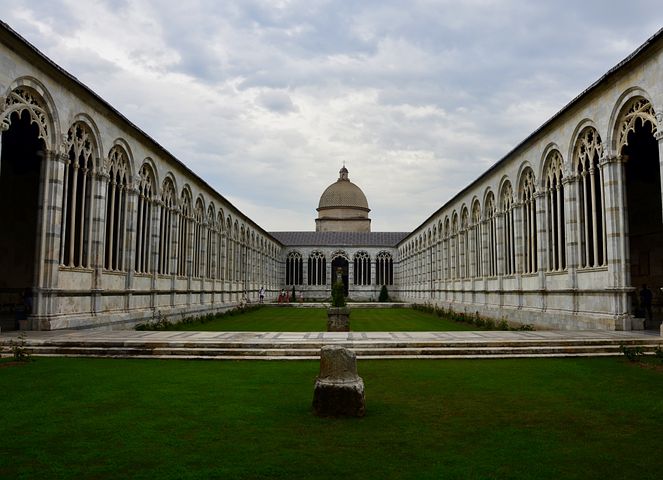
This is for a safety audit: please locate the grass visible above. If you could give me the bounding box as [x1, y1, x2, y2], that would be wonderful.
[167, 306, 478, 331]
[1, 357, 662, 479]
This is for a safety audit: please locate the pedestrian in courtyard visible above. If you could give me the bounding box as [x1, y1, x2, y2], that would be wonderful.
[259, 286, 265, 303]
[640, 284, 653, 323]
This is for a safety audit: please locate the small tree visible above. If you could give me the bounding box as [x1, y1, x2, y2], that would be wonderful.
[378, 285, 390, 302]
[331, 280, 346, 307]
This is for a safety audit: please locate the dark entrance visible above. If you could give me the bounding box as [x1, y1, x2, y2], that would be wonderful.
[623, 116, 663, 329]
[0, 109, 44, 330]
[331, 256, 349, 296]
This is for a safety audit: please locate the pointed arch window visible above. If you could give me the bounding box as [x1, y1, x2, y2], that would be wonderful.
[61, 121, 96, 268]
[485, 193, 497, 277]
[471, 202, 482, 278]
[308, 251, 327, 285]
[574, 127, 606, 268]
[134, 164, 155, 274]
[354, 251, 371, 285]
[158, 178, 176, 275]
[192, 199, 204, 277]
[500, 183, 515, 275]
[544, 151, 566, 271]
[177, 190, 192, 276]
[104, 146, 129, 271]
[376, 251, 393, 286]
[520, 169, 537, 274]
[286, 251, 303, 285]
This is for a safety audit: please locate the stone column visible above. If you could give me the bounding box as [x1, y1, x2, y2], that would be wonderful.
[601, 152, 631, 327]
[655, 123, 663, 223]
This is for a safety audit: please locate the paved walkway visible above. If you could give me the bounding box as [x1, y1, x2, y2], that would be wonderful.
[2, 328, 660, 344]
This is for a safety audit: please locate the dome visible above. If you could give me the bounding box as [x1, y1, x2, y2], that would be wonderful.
[317, 167, 370, 211]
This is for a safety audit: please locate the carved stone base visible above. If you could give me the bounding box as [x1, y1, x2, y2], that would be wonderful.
[313, 345, 365, 417]
[327, 307, 350, 332]
[313, 379, 365, 417]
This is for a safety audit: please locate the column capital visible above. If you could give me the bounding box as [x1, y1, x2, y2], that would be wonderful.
[599, 151, 623, 166]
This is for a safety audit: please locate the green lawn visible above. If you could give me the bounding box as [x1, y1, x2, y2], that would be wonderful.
[170, 306, 478, 331]
[1, 357, 662, 479]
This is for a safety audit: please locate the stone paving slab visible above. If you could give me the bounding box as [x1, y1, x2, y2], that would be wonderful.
[1, 328, 660, 344]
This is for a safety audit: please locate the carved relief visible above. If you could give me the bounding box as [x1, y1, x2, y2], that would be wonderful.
[1, 87, 50, 141]
[617, 97, 657, 152]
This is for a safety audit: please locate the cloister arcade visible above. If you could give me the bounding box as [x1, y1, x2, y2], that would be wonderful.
[0, 70, 280, 330]
[398, 88, 663, 330]
[3, 21, 663, 331]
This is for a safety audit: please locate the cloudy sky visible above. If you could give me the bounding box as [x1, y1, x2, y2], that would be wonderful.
[2, 1, 662, 231]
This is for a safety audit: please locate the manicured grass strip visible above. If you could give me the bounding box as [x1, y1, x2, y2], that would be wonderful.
[172, 307, 478, 331]
[1, 357, 662, 479]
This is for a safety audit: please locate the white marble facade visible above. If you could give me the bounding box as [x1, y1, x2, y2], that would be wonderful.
[2, 21, 663, 331]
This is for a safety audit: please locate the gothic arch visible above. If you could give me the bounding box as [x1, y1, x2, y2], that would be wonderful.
[108, 138, 134, 179]
[2, 76, 59, 150]
[568, 118, 600, 163]
[608, 87, 658, 153]
[70, 113, 103, 169]
[539, 143, 564, 186]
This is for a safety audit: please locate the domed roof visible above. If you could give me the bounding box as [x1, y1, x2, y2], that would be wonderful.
[317, 167, 370, 211]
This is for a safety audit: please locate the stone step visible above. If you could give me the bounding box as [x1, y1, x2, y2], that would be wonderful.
[7, 342, 662, 360]
[7, 337, 658, 350]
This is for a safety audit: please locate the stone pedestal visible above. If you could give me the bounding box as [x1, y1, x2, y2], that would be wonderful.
[313, 345, 365, 417]
[327, 307, 350, 332]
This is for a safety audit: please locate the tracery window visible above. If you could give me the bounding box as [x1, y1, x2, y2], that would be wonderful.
[500, 182, 515, 275]
[177, 190, 192, 276]
[158, 178, 176, 275]
[61, 121, 96, 268]
[485, 192, 497, 277]
[443, 218, 450, 280]
[544, 151, 566, 271]
[451, 214, 459, 279]
[354, 251, 371, 285]
[216, 212, 225, 280]
[192, 198, 204, 277]
[520, 169, 537, 274]
[471, 202, 482, 278]
[104, 145, 129, 271]
[225, 218, 233, 281]
[286, 251, 303, 285]
[308, 251, 326, 286]
[206, 205, 215, 278]
[460, 209, 469, 278]
[574, 127, 606, 268]
[376, 251, 393, 286]
[134, 163, 155, 274]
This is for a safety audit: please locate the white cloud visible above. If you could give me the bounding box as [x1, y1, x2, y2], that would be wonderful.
[1, 0, 662, 233]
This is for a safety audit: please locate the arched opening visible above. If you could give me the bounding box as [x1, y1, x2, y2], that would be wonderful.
[331, 256, 349, 296]
[623, 113, 662, 329]
[0, 110, 44, 330]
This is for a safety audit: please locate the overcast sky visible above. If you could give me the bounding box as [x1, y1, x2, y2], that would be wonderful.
[2, 1, 662, 232]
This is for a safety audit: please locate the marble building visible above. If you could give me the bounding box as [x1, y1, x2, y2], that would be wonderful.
[1, 19, 663, 331]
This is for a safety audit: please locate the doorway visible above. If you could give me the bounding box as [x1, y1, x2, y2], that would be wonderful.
[623, 116, 663, 329]
[0, 109, 44, 330]
[331, 256, 349, 296]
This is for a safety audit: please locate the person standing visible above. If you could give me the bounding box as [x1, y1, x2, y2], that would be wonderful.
[259, 286, 265, 304]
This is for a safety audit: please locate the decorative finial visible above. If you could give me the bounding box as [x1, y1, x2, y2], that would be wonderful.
[339, 164, 349, 181]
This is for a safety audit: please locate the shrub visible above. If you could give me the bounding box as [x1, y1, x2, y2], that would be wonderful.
[497, 319, 510, 331]
[9, 332, 31, 362]
[378, 285, 390, 302]
[620, 344, 645, 362]
[331, 280, 346, 308]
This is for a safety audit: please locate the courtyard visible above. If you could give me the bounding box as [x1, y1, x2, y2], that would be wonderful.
[1, 355, 662, 479]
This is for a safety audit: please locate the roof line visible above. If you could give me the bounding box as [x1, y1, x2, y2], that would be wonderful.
[398, 26, 663, 246]
[0, 20, 282, 246]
